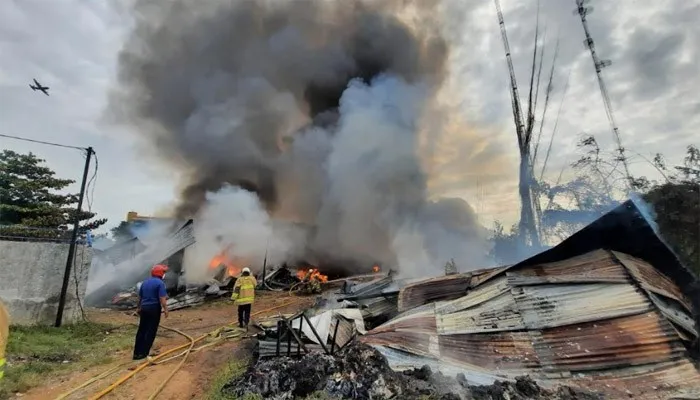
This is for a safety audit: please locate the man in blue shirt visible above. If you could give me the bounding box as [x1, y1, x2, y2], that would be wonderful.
[133, 264, 169, 360]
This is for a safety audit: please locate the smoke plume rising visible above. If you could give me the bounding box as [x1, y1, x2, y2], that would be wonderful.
[110, 0, 493, 277]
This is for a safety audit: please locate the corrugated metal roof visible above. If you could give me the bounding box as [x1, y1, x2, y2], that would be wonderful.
[359, 297, 398, 319]
[469, 265, 510, 287]
[362, 330, 439, 358]
[362, 247, 699, 399]
[436, 276, 510, 315]
[569, 360, 700, 399]
[397, 273, 471, 312]
[436, 291, 524, 335]
[506, 249, 629, 286]
[372, 303, 437, 333]
[646, 292, 698, 338]
[538, 311, 687, 372]
[438, 331, 540, 371]
[513, 283, 652, 329]
[614, 251, 693, 312]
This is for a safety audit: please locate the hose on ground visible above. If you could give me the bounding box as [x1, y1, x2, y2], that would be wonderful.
[54, 362, 129, 400]
[146, 325, 195, 400]
[87, 333, 209, 400]
[68, 301, 300, 400]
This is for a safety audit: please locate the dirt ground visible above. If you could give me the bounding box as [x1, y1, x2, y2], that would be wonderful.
[18, 292, 314, 400]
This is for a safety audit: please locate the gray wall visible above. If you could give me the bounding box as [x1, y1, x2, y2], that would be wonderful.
[0, 240, 92, 325]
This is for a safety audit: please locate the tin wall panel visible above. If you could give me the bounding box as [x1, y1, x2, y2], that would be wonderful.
[438, 331, 540, 370]
[613, 251, 693, 311]
[436, 276, 510, 315]
[436, 292, 525, 334]
[398, 273, 471, 312]
[506, 249, 629, 285]
[646, 292, 698, 338]
[539, 311, 686, 372]
[513, 283, 652, 329]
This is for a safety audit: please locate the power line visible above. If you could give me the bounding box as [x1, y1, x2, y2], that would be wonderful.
[0, 133, 87, 151]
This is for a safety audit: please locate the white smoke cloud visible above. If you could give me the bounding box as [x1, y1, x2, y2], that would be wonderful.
[183, 186, 299, 283]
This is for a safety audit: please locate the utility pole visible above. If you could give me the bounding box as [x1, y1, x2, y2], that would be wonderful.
[574, 0, 633, 190]
[493, 0, 541, 248]
[55, 147, 93, 327]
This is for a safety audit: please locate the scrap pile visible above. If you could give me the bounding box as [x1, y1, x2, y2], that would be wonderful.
[230, 200, 700, 400]
[224, 342, 603, 400]
[255, 308, 366, 358]
[110, 264, 235, 310]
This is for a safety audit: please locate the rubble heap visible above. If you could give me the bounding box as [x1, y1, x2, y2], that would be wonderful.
[222, 342, 602, 400]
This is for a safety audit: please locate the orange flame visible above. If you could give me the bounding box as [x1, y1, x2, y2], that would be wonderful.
[296, 267, 328, 283]
[208, 249, 243, 277]
[372, 265, 380, 273]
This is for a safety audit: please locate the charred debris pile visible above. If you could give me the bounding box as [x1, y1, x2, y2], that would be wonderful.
[108, 263, 330, 311]
[224, 342, 602, 400]
[228, 201, 700, 400]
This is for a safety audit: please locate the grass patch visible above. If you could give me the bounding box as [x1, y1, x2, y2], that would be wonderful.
[0, 322, 135, 399]
[205, 357, 254, 400]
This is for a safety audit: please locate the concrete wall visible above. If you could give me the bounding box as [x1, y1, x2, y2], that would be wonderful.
[0, 240, 92, 325]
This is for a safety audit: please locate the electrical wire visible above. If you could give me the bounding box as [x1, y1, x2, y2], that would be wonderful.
[0, 133, 87, 151]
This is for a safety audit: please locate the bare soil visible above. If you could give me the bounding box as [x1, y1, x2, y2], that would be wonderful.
[18, 292, 314, 400]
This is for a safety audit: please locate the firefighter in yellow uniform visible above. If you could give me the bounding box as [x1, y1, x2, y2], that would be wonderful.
[0, 300, 9, 381]
[231, 267, 257, 329]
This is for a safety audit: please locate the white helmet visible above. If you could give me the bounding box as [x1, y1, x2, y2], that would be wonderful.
[242, 267, 251, 274]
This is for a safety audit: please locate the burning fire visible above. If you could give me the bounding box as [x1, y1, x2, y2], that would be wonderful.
[372, 265, 380, 273]
[296, 267, 329, 283]
[208, 248, 244, 277]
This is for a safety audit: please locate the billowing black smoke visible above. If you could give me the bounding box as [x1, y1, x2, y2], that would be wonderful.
[111, 0, 493, 277]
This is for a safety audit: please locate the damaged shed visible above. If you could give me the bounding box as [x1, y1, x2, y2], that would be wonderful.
[361, 200, 700, 399]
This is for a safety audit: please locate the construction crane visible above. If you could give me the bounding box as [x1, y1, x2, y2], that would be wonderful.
[493, 0, 541, 248]
[574, 0, 633, 190]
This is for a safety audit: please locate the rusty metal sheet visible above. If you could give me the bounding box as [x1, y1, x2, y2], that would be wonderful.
[646, 292, 698, 338]
[613, 251, 693, 311]
[372, 303, 436, 333]
[506, 249, 630, 285]
[435, 276, 510, 315]
[331, 316, 356, 349]
[438, 331, 540, 371]
[468, 265, 510, 287]
[513, 283, 652, 329]
[538, 311, 687, 372]
[397, 273, 471, 312]
[569, 359, 700, 400]
[362, 330, 439, 358]
[436, 291, 525, 335]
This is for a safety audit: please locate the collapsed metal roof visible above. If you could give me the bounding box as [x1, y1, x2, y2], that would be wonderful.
[360, 200, 700, 399]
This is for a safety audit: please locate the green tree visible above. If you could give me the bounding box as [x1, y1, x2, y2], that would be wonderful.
[644, 145, 700, 275]
[0, 150, 106, 239]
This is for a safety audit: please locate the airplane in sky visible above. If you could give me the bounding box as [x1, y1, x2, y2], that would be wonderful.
[29, 79, 49, 96]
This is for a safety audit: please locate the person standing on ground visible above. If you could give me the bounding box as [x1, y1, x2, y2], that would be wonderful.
[232, 267, 257, 329]
[133, 264, 169, 360]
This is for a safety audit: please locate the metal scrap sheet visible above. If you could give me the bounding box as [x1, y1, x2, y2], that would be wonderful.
[513, 282, 652, 329]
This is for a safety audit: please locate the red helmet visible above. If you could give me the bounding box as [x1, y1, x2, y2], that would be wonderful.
[151, 264, 169, 278]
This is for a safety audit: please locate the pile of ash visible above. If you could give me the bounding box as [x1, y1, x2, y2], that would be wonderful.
[222, 342, 603, 400]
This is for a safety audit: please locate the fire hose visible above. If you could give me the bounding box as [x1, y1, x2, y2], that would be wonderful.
[56, 301, 299, 400]
[146, 325, 195, 400]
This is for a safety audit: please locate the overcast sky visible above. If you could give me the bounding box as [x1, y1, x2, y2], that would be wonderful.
[1, 0, 697, 233]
